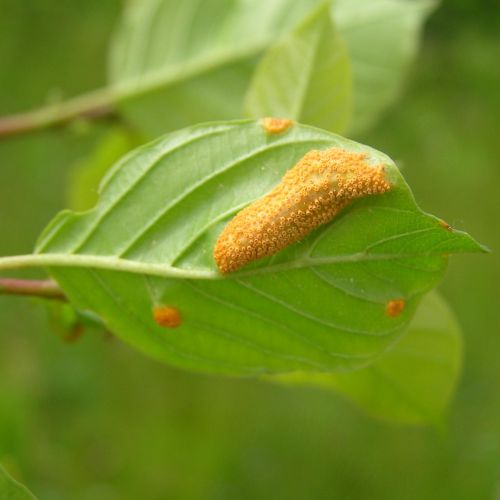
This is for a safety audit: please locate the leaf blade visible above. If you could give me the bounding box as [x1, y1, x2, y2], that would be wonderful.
[333, 0, 438, 133]
[272, 291, 463, 425]
[0, 465, 37, 500]
[244, 4, 352, 133]
[1, 120, 483, 375]
[109, 0, 324, 136]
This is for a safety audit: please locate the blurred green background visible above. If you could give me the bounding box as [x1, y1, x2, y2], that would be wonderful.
[0, 1, 498, 498]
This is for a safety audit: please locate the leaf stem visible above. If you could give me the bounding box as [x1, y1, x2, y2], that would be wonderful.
[0, 278, 66, 301]
[0, 43, 269, 140]
[0, 88, 117, 139]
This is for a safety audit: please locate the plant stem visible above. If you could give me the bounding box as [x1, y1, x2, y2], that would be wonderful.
[0, 278, 66, 301]
[0, 88, 117, 139]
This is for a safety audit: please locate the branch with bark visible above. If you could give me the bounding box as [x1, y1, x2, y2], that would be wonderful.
[0, 278, 66, 301]
[0, 88, 116, 139]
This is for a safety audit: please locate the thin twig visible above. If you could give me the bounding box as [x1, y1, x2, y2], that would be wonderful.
[0, 278, 66, 301]
[0, 88, 117, 139]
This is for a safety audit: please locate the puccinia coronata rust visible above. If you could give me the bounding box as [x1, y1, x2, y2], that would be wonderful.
[214, 147, 391, 274]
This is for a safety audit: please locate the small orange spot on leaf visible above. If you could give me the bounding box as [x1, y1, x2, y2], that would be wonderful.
[385, 299, 405, 318]
[153, 306, 182, 328]
[261, 117, 294, 134]
[439, 219, 453, 232]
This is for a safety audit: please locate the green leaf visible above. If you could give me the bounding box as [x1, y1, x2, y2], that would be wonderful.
[0, 120, 484, 376]
[107, 0, 435, 137]
[272, 291, 462, 425]
[109, 0, 323, 137]
[332, 0, 437, 134]
[67, 127, 142, 211]
[0, 465, 37, 500]
[244, 4, 351, 134]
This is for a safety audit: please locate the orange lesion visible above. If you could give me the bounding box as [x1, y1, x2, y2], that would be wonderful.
[153, 306, 182, 328]
[385, 299, 405, 318]
[261, 117, 294, 134]
[439, 219, 453, 232]
[214, 147, 391, 274]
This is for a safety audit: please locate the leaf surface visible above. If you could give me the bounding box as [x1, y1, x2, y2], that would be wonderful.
[1, 121, 482, 375]
[109, 0, 323, 136]
[107, 0, 436, 136]
[333, 0, 437, 133]
[273, 291, 462, 424]
[0, 465, 37, 500]
[67, 127, 142, 211]
[245, 4, 351, 133]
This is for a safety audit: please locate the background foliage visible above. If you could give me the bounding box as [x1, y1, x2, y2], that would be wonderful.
[0, 0, 498, 499]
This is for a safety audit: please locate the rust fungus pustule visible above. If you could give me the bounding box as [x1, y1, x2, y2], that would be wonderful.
[261, 117, 294, 134]
[439, 219, 453, 232]
[385, 299, 405, 318]
[214, 147, 392, 274]
[153, 306, 182, 328]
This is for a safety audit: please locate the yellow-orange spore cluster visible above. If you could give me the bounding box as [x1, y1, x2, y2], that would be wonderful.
[153, 306, 182, 328]
[439, 219, 453, 232]
[214, 147, 391, 273]
[385, 299, 405, 317]
[261, 117, 294, 134]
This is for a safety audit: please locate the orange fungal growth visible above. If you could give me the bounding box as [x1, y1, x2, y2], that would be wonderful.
[214, 147, 392, 274]
[261, 117, 294, 134]
[153, 306, 182, 328]
[385, 299, 405, 318]
[439, 219, 453, 232]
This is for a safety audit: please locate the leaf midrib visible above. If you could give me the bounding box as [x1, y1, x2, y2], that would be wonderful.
[112, 42, 268, 105]
[0, 250, 448, 281]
